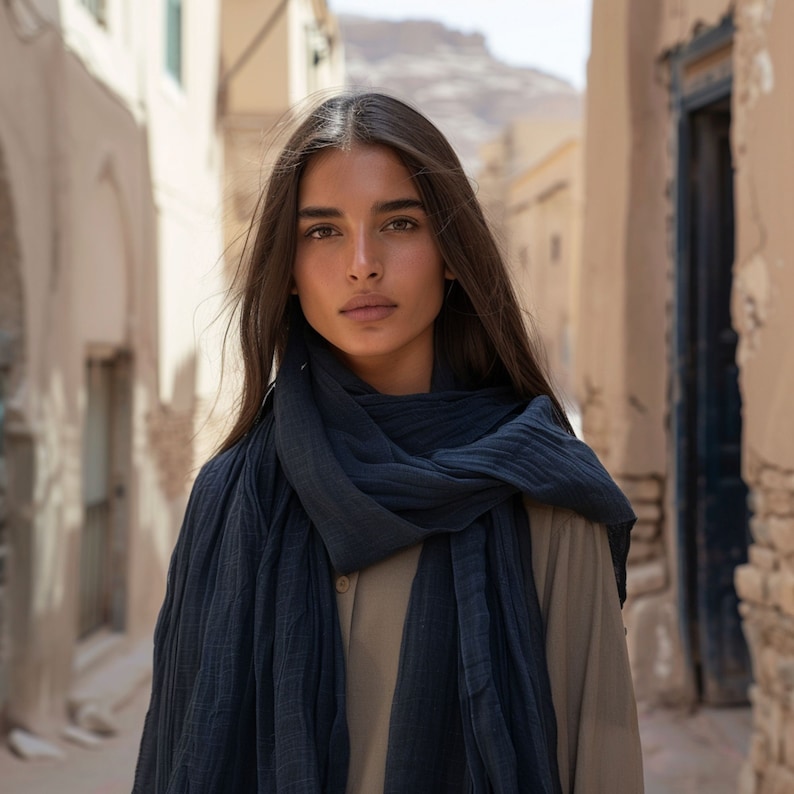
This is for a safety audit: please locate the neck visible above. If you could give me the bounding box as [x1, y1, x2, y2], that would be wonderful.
[332, 349, 434, 395]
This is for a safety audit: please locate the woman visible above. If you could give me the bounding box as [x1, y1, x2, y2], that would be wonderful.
[135, 91, 643, 793]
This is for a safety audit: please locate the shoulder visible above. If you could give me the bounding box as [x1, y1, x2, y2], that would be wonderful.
[184, 413, 277, 518]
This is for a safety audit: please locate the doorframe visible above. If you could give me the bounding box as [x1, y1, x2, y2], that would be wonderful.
[671, 15, 742, 701]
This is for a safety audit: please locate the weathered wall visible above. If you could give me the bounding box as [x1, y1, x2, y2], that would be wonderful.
[578, 0, 631, 467]
[0, 16, 70, 733]
[220, 0, 345, 293]
[731, 1, 794, 791]
[731, 0, 794, 470]
[505, 138, 582, 404]
[580, 0, 689, 703]
[220, 0, 291, 117]
[0, 0, 227, 738]
[474, 113, 586, 438]
[586, 0, 794, 788]
[619, 0, 687, 704]
[0, 21, 162, 731]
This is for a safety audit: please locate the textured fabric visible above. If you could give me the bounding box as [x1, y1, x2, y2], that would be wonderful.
[134, 315, 637, 793]
[523, 500, 645, 793]
[337, 503, 645, 794]
[334, 544, 423, 793]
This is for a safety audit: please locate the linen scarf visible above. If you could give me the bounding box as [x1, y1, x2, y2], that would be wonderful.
[134, 318, 636, 793]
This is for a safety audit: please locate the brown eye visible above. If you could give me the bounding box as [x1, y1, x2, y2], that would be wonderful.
[306, 225, 337, 239]
[385, 218, 417, 232]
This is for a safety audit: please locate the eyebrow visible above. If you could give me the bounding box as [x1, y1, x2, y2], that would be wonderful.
[297, 198, 426, 220]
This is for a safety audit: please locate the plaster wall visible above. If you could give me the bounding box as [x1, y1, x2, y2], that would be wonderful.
[221, 0, 291, 116]
[219, 0, 344, 300]
[582, 0, 738, 705]
[577, 0, 631, 468]
[658, 0, 734, 51]
[730, 0, 794, 473]
[0, 0, 229, 735]
[54, 0, 228, 629]
[58, 2, 139, 116]
[141, 0, 227, 415]
[57, 0, 228, 431]
[1, 25, 101, 731]
[582, 1, 733, 476]
[586, 6, 794, 786]
[729, 2, 794, 790]
[503, 119, 581, 177]
[0, 12, 72, 733]
[506, 140, 582, 404]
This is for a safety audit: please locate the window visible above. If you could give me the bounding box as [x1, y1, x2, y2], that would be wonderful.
[79, 0, 107, 27]
[165, 0, 183, 84]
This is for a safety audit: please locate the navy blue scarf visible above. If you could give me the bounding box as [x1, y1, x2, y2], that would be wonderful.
[134, 319, 635, 793]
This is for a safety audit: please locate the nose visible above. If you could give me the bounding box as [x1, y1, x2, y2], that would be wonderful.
[347, 227, 382, 281]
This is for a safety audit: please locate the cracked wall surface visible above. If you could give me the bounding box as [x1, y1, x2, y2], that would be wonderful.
[730, 9, 794, 773]
[732, 0, 794, 471]
[735, 457, 794, 792]
[586, 0, 794, 787]
[582, 0, 692, 705]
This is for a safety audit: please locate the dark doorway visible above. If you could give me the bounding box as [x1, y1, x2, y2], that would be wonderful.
[674, 20, 752, 706]
[79, 353, 131, 638]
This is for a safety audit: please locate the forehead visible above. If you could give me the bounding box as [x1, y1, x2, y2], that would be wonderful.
[298, 144, 419, 201]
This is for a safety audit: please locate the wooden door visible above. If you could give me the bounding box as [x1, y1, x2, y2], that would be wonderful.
[682, 101, 751, 704]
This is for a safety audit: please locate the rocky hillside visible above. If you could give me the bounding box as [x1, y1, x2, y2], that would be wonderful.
[338, 15, 582, 174]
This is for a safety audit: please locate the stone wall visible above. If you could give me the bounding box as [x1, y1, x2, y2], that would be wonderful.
[583, 0, 794, 785]
[730, 1, 794, 787]
[735, 458, 794, 792]
[619, 473, 691, 704]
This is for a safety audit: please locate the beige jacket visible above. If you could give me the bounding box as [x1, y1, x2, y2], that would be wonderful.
[334, 500, 644, 793]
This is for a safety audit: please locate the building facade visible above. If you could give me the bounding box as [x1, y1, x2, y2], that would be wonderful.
[0, 0, 344, 748]
[478, 118, 583, 415]
[219, 0, 344, 277]
[581, 0, 794, 789]
[0, 0, 227, 741]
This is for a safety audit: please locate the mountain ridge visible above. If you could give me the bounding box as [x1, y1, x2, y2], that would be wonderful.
[338, 15, 582, 173]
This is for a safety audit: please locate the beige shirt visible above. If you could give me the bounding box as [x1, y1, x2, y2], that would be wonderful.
[334, 500, 644, 793]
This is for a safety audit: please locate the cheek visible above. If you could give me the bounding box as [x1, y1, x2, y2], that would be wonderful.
[291, 258, 314, 298]
[415, 264, 448, 318]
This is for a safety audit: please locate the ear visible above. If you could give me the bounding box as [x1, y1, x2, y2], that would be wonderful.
[290, 279, 298, 295]
[444, 266, 456, 280]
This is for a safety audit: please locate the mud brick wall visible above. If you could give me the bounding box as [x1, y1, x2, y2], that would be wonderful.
[735, 460, 794, 793]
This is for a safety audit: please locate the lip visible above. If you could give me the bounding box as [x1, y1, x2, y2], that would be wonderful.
[340, 294, 397, 322]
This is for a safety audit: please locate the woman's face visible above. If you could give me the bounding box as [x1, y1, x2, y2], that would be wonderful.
[292, 144, 453, 395]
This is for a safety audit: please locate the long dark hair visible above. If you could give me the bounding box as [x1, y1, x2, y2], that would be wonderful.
[219, 91, 571, 453]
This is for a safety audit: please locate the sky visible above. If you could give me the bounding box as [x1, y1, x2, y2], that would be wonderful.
[326, 0, 593, 89]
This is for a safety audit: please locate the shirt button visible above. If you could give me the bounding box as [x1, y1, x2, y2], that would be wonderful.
[335, 575, 350, 594]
